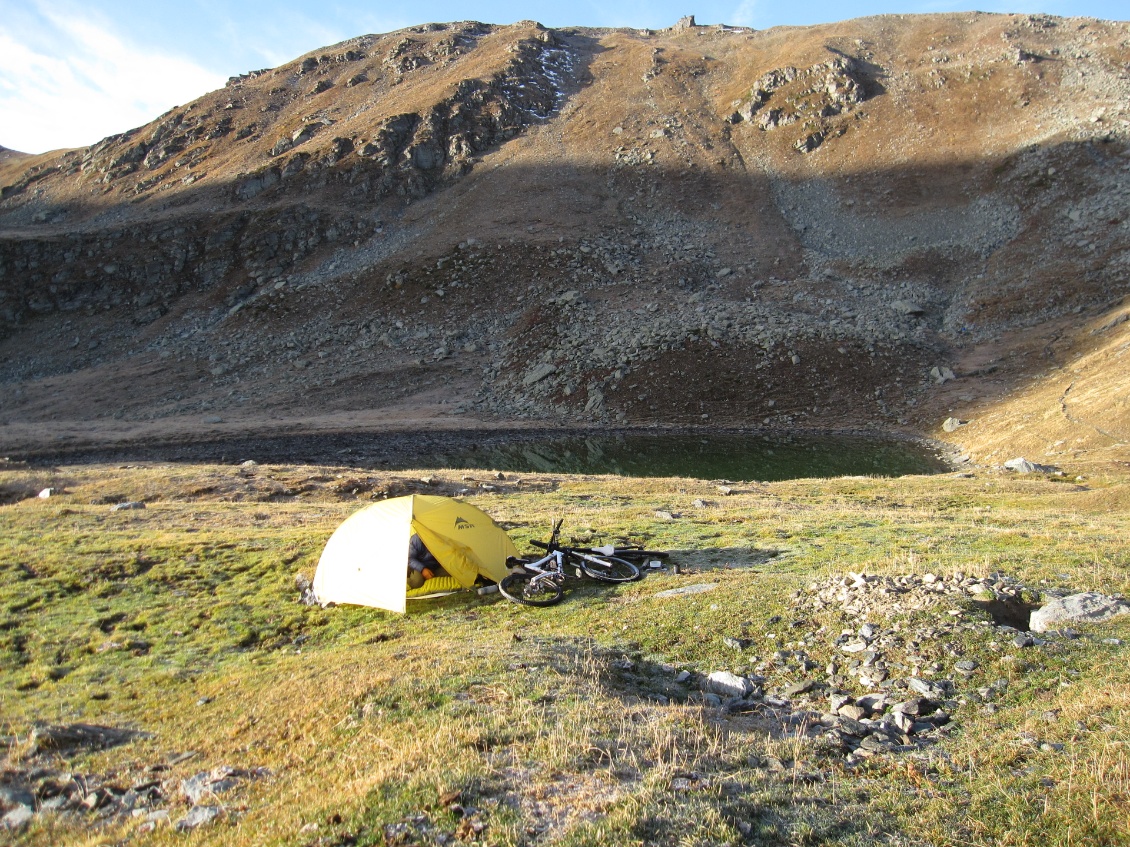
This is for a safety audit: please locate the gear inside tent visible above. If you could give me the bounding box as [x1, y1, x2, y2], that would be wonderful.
[313, 494, 519, 613]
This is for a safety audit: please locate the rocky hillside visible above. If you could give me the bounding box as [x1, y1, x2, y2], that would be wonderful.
[1, 14, 1128, 468]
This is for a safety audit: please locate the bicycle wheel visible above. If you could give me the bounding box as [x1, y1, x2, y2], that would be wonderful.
[577, 555, 640, 583]
[499, 571, 564, 606]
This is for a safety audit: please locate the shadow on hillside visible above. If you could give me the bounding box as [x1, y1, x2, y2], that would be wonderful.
[2, 95, 1126, 454]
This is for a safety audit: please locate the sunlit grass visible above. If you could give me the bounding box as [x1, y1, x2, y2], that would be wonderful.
[1, 463, 1128, 845]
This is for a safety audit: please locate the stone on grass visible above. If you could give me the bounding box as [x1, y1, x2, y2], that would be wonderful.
[183, 771, 240, 804]
[176, 805, 222, 831]
[1004, 457, 1059, 474]
[2, 805, 34, 831]
[1029, 592, 1130, 633]
[704, 671, 754, 699]
[906, 678, 948, 699]
[783, 679, 818, 697]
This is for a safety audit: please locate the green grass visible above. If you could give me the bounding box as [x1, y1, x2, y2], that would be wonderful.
[1, 463, 1128, 845]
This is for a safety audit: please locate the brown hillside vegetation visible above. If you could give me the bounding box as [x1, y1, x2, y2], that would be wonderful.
[0, 13, 1128, 469]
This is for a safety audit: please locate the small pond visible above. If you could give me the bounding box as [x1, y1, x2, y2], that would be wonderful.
[402, 432, 949, 480]
[28, 429, 950, 480]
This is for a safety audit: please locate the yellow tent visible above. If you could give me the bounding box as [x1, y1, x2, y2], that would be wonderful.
[312, 495, 519, 613]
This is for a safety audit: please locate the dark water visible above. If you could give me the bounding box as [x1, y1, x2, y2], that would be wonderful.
[385, 432, 948, 480]
[24, 429, 949, 480]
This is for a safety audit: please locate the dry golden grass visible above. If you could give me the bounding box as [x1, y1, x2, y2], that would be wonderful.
[2, 461, 1128, 845]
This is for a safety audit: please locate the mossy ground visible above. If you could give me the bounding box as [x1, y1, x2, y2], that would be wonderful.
[1, 461, 1128, 845]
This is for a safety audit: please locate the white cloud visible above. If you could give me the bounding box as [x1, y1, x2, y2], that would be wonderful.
[730, 0, 761, 28]
[0, 6, 225, 154]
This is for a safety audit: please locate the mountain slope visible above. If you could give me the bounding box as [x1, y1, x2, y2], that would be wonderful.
[1, 13, 1128, 468]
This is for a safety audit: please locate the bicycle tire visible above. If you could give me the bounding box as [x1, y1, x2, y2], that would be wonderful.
[577, 555, 640, 583]
[499, 571, 564, 606]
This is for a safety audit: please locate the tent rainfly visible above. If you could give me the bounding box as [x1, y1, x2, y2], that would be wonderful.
[313, 494, 519, 613]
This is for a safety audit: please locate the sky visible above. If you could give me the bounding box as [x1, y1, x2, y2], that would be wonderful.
[1, 0, 1127, 154]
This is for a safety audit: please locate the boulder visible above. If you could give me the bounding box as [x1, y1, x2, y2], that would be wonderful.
[1004, 457, 1059, 474]
[523, 363, 557, 386]
[176, 805, 222, 831]
[1029, 592, 1130, 633]
[182, 770, 241, 804]
[931, 366, 956, 384]
[1, 805, 34, 831]
[111, 501, 146, 511]
[704, 671, 754, 699]
[890, 300, 926, 316]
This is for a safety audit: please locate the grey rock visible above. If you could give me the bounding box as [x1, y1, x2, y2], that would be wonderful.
[856, 693, 889, 714]
[859, 733, 897, 752]
[890, 698, 921, 716]
[889, 300, 926, 316]
[1004, 457, 1059, 474]
[891, 710, 915, 734]
[0, 784, 35, 810]
[784, 679, 818, 697]
[955, 660, 979, 673]
[704, 671, 755, 699]
[1029, 592, 1130, 633]
[523, 363, 557, 386]
[906, 678, 948, 699]
[111, 501, 146, 511]
[2, 805, 34, 831]
[176, 805, 222, 831]
[931, 366, 956, 384]
[837, 716, 870, 737]
[828, 693, 853, 712]
[182, 771, 240, 804]
[942, 416, 967, 432]
[1012, 633, 1035, 648]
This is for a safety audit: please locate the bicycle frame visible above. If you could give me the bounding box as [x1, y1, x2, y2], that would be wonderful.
[510, 518, 640, 583]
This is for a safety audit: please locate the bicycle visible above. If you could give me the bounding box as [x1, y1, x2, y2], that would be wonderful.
[499, 519, 642, 606]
